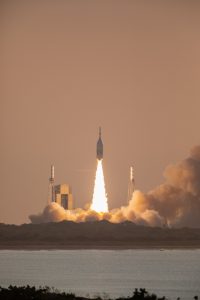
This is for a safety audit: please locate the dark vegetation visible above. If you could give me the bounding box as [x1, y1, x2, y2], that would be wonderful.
[0, 286, 198, 300]
[0, 221, 200, 249]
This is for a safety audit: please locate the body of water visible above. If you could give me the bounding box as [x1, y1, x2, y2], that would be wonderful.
[0, 249, 199, 299]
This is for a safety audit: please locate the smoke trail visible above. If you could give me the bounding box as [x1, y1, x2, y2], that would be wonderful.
[29, 145, 200, 227]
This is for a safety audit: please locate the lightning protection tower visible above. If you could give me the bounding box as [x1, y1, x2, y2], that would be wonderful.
[127, 166, 135, 203]
[48, 165, 55, 204]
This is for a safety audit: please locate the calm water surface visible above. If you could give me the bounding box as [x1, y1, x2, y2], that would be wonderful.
[0, 249, 199, 299]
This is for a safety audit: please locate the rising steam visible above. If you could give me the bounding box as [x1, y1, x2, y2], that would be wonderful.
[29, 145, 200, 228]
[90, 160, 108, 213]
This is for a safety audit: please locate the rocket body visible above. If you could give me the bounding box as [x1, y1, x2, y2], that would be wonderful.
[97, 127, 103, 160]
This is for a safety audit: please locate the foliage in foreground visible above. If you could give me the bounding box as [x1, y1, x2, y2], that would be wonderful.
[0, 286, 198, 300]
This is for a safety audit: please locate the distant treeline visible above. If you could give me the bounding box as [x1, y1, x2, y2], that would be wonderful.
[1, 286, 198, 300]
[0, 220, 200, 248]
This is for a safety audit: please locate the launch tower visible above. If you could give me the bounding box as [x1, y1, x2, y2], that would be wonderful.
[48, 165, 55, 204]
[127, 166, 135, 202]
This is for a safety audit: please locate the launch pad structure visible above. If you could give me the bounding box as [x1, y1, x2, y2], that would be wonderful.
[127, 166, 135, 202]
[48, 165, 73, 210]
[48, 165, 55, 204]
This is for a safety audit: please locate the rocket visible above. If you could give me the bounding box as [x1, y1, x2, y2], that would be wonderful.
[96, 127, 103, 160]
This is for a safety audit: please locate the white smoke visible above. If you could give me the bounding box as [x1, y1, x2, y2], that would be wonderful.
[29, 145, 200, 227]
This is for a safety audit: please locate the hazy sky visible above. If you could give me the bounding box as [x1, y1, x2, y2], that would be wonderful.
[1, 1, 200, 224]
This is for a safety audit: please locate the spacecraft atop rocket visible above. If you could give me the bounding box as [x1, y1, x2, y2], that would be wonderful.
[96, 127, 103, 160]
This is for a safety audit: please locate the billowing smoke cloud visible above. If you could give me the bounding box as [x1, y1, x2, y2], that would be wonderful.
[29, 146, 200, 227]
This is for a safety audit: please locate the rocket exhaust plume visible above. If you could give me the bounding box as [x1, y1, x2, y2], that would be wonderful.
[90, 160, 108, 213]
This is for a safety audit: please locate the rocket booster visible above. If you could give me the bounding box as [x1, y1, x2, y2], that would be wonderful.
[96, 127, 103, 160]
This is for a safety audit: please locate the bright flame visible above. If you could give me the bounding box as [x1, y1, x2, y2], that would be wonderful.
[90, 160, 109, 213]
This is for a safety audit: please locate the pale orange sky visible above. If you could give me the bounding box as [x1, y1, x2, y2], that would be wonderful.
[1, 0, 200, 224]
